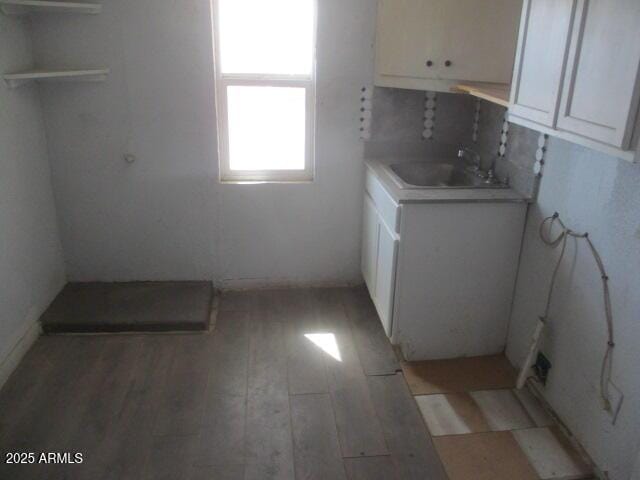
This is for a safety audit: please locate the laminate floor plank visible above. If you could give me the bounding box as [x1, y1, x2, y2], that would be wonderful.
[0, 336, 108, 480]
[194, 393, 246, 466]
[0, 287, 430, 480]
[207, 310, 250, 396]
[218, 289, 270, 313]
[144, 433, 200, 480]
[0, 335, 72, 438]
[344, 456, 397, 480]
[59, 336, 146, 479]
[313, 289, 389, 458]
[153, 334, 211, 437]
[290, 393, 347, 480]
[367, 373, 448, 480]
[341, 286, 400, 376]
[188, 464, 245, 480]
[285, 289, 329, 395]
[96, 335, 177, 480]
[218, 290, 252, 312]
[244, 309, 295, 480]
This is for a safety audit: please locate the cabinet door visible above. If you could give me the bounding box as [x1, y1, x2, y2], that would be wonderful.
[556, 0, 640, 148]
[375, 218, 399, 337]
[376, 0, 521, 84]
[510, 0, 576, 126]
[361, 193, 379, 298]
[437, 0, 522, 83]
[376, 0, 446, 79]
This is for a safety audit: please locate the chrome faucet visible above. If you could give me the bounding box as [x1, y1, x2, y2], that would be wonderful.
[457, 147, 481, 172]
[480, 155, 501, 184]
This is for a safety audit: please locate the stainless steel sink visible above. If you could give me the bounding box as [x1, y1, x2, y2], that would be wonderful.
[385, 161, 507, 189]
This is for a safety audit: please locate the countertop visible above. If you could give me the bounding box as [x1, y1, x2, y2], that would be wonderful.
[365, 157, 529, 204]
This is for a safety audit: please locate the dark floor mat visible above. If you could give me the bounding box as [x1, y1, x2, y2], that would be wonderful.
[40, 281, 213, 333]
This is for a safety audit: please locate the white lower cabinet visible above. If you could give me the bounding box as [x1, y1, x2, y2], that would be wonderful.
[361, 193, 379, 295]
[361, 190, 398, 337]
[373, 216, 398, 337]
[361, 169, 528, 360]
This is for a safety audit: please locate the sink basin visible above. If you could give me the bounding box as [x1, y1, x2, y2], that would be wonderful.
[386, 161, 507, 189]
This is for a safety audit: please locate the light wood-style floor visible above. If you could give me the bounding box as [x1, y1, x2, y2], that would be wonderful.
[0, 287, 447, 480]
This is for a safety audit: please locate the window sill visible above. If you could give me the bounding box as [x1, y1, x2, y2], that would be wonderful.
[219, 179, 315, 185]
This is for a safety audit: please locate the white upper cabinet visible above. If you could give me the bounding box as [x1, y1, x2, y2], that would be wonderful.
[556, 0, 640, 149]
[509, 0, 576, 127]
[375, 0, 522, 91]
[509, 0, 640, 158]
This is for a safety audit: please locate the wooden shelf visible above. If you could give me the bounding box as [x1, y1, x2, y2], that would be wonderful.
[4, 69, 109, 88]
[453, 83, 511, 108]
[0, 0, 101, 15]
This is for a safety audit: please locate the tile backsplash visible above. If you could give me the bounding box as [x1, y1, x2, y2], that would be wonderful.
[472, 100, 539, 199]
[364, 86, 541, 200]
[363, 87, 475, 159]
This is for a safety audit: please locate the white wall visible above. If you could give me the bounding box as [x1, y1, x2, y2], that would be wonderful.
[29, 0, 219, 281]
[0, 15, 66, 370]
[506, 138, 640, 480]
[29, 0, 378, 286]
[633, 452, 640, 480]
[217, 0, 377, 287]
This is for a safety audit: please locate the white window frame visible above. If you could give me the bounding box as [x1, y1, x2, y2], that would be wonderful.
[212, 0, 317, 183]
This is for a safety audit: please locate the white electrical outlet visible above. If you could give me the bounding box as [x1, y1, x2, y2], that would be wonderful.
[606, 380, 624, 424]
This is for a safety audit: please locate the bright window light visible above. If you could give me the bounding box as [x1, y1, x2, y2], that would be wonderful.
[218, 0, 313, 75]
[304, 333, 342, 362]
[227, 86, 306, 171]
[214, 0, 316, 182]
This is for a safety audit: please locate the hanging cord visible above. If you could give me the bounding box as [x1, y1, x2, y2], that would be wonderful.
[538, 212, 615, 411]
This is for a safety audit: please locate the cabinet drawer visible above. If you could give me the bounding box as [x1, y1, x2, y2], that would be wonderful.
[365, 169, 401, 233]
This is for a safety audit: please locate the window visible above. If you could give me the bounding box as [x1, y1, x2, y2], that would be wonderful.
[213, 0, 316, 182]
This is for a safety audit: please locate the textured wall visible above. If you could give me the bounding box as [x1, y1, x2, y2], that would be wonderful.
[506, 138, 640, 480]
[633, 453, 640, 480]
[471, 97, 640, 478]
[0, 15, 66, 364]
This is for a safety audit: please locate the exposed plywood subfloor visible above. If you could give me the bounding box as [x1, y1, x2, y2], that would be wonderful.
[513, 427, 592, 480]
[401, 354, 518, 395]
[434, 431, 539, 480]
[404, 353, 593, 480]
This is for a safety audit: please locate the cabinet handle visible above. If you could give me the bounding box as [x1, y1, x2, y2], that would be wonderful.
[445, 60, 452, 67]
[426, 60, 433, 67]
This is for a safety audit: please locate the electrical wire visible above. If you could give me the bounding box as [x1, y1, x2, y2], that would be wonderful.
[538, 212, 615, 411]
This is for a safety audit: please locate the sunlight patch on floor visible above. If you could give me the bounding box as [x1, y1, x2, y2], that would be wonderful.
[304, 333, 342, 361]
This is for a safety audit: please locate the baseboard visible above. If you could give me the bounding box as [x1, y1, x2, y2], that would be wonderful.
[0, 313, 41, 390]
[526, 379, 602, 478]
[217, 277, 361, 291]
